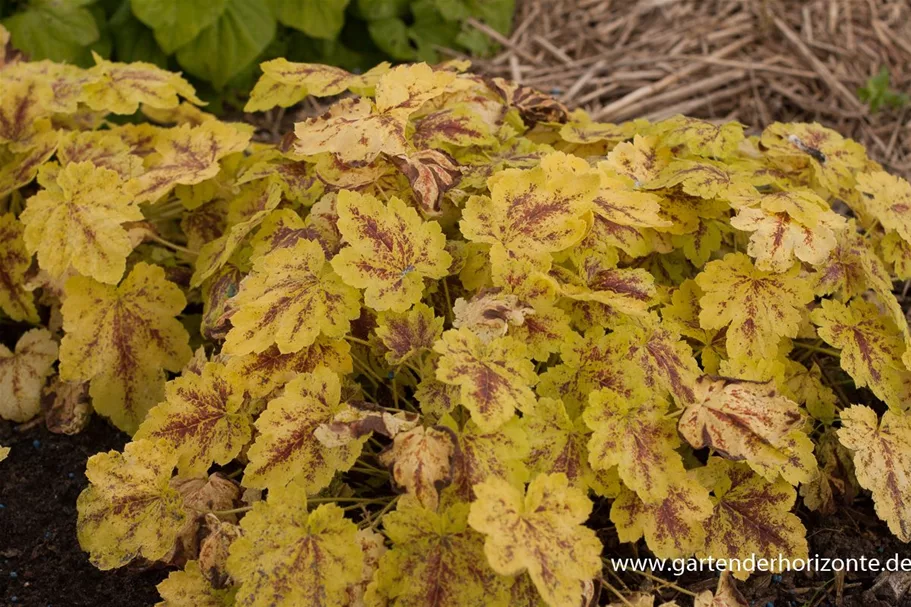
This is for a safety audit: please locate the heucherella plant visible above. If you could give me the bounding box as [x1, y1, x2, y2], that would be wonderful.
[3, 38, 911, 607]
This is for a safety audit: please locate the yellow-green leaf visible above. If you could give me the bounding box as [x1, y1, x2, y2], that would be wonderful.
[0, 213, 38, 322]
[0, 328, 58, 422]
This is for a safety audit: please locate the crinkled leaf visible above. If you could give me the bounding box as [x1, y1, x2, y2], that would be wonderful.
[376, 303, 443, 365]
[131, 0, 227, 54]
[468, 474, 603, 607]
[84, 51, 203, 114]
[60, 263, 192, 433]
[379, 425, 457, 510]
[0, 328, 58, 422]
[77, 439, 187, 570]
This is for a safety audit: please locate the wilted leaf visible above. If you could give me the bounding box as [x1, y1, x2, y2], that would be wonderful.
[469, 474, 603, 607]
[434, 328, 537, 431]
[198, 514, 242, 589]
[800, 428, 856, 514]
[244, 369, 365, 492]
[43, 377, 93, 435]
[611, 472, 713, 559]
[679, 376, 815, 485]
[77, 439, 187, 570]
[453, 289, 534, 344]
[167, 474, 242, 566]
[84, 51, 203, 115]
[838, 405, 911, 541]
[693, 572, 748, 607]
[227, 483, 363, 607]
[376, 302, 443, 365]
[60, 263, 192, 434]
[135, 362, 252, 476]
[366, 496, 511, 607]
[0, 328, 57, 422]
[332, 190, 451, 312]
[585, 386, 686, 503]
[389, 148, 462, 214]
[811, 298, 911, 411]
[21, 162, 143, 284]
[696, 457, 808, 580]
[224, 238, 361, 356]
[380, 425, 457, 510]
[696, 253, 814, 362]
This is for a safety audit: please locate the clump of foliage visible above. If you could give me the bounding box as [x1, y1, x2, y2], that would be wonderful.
[0, 0, 512, 95]
[3, 26, 911, 607]
[858, 66, 909, 113]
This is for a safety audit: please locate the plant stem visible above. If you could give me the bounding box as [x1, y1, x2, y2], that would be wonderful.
[793, 342, 841, 358]
[346, 335, 373, 349]
[629, 569, 698, 598]
[145, 233, 197, 256]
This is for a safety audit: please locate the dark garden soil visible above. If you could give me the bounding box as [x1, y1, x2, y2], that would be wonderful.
[0, 418, 167, 607]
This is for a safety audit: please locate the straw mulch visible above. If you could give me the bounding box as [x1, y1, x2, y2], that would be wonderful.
[469, 0, 911, 179]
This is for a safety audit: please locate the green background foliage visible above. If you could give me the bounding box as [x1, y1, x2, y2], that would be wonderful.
[0, 0, 512, 97]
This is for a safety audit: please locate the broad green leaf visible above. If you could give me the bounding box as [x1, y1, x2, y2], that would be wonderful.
[175, 0, 276, 90]
[696, 458, 808, 580]
[0, 213, 38, 322]
[332, 190, 451, 312]
[366, 496, 511, 607]
[469, 474, 602, 607]
[77, 439, 186, 570]
[131, 0, 227, 54]
[2, 0, 99, 64]
[244, 369, 365, 492]
[60, 263, 192, 433]
[224, 238, 361, 356]
[678, 376, 816, 485]
[434, 328, 537, 431]
[696, 253, 813, 362]
[270, 0, 349, 39]
[811, 298, 911, 411]
[0, 329, 58, 422]
[135, 362, 253, 476]
[227, 483, 363, 607]
[21, 162, 142, 284]
[838, 405, 911, 541]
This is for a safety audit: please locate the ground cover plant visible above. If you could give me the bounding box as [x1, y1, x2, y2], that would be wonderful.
[2, 28, 911, 607]
[0, 0, 512, 97]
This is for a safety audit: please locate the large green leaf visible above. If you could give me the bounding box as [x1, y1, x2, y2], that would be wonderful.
[175, 0, 276, 90]
[367, 17, 413, 60]
[131, 0, 227, 55]
[2, 0, 100, 63]
[108, 1, 167, 66]
[356, 0, 410, 20]
[270, 0, 349, 40]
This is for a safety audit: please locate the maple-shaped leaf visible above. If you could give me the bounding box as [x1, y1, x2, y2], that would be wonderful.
[0, 130, 58, 198]
[856, 171, 911, 245]
[224, 238, 361, 356]
[434, 328, 537, 431]
[537, 329, 643, 412]
[584, 386, 687, 503]
[590, 164, 673, 231]
[838, 405, 911, 541]
[509, 301, 574, 363]
[613, 316, 701, 405]
[646, 160, 754, 200]
[440, 415, 530, 503]
[606, 134, 670, 184]
[882, 231, 911, 280]
[226, 337, 352, 399]
[785, 360, 837, 425]
[332, 190, 451, 312]
[21, 161, 143, 284]
[243, 369, 365, 492]
[411, 105, 496, 150]
[83, 52, 203, 115]
[155, 560, 235, 607]
[0, 78, 53, 148]
[453, 289, 534, 344]
[696, 253, 814, 361]
[760, 122, 867, 194]
[226, 482, 362, 607]
[60, 263, 192, 434]
[653, 115, 745, 158]
[521, 397, 608, 493]
[800, 427, 856, 514]
[696, 457, 808, 580]
[379, 425, 457, 510]
[0, 213, 38, 323]
[389, 149, 462, 215]
[77, 439, 187, 570]
[57, 130, 144, 180]
[191, 179, 283, 288]
[365, 496, 511, 607]
[135, 363, 253, 476]
[0, 329, 58, 422]
[611, 472, 713, 559]
[468, 473, 603, 607]
[679, 376, 816, 485]
[461, 152, 599, 264]
[245, 59, 388, 112]
[813, 223, 894, 299]
[661, 280, 726, 373]
[376, 302, 443, 365]
[811, 298, 911, 411]
[135, 121, 251, 204]
[548, 260, 657, 324]
[558, 118, 646, 146]
[730, 189, 847, 272]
